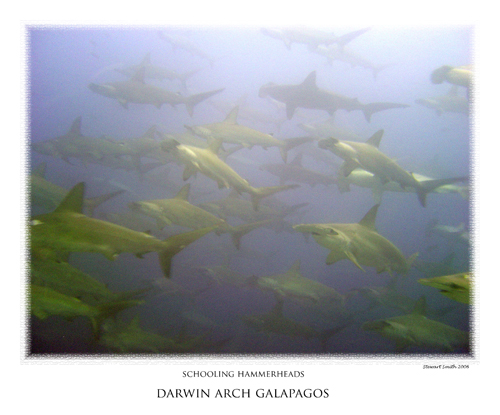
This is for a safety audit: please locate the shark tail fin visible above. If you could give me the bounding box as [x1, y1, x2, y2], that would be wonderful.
[85, 189, 125, 217]
[185, 88, 225, 117]
[362, 102, 410, 122]
[159, 226, 218, 278]
[279, 136, 315, 163]
[336, 27, 371, 49]
[417, 176, 469, 207]
[250, 184, 299, 211]
[94, 298, 145, 338]
[372, 64, 392, 80]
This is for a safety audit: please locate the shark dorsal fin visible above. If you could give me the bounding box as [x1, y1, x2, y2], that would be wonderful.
[359, 204, 380, 230]
[69, 116, 83, 136]
[289, 152, 303, 166]
[32, 162, 47, 178]
[141, 52, 151, 66]
[287, 259, 301, 274]
[54, 182, 85, 214]
[224, 106, 239, 124]
[366, 129, 384, 148]
[411, 295, 427, 316]
[143, 125, 157, 139]
[174, 183, 191, 201]
[301, 71, 317, 90]
[131, 66, 146, 84]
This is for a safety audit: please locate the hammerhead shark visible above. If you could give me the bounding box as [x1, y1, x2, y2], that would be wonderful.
[185, 106, 312, 162]
[30, 182, 217, 278]
[293, 204, 418, 276]
[115, 52, 201, 90]
[241, 297, 350, 349]
[159, 138, 299, 210]
[261, 27, 371, 51]
[318, 129, 469, 207]
[88, 67, 224, 116]
[128, 183, 273, 249]
[418, 272, 471, 305]
[260, 152, 336, 187]
[258, 71, 409, 121]
[362, 297, 469, 353]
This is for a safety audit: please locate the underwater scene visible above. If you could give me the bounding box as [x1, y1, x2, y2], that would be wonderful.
[27, 25, 472, 356]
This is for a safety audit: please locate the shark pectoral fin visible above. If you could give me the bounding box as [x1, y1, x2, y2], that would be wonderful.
[159, 226, 217, 278]
[278, 147, 287, 163]
[372, 186, 384, 204]
[285, 103, 297, 120]
[118, 99, 129, 109]
[103, 250, 119, 261]
[340, 160, 358, 177]
[157, 218, 172, 229]
[182, 165, 197, 181]
[216, 180, 227, 190]
[326, 250, 344, 265]
[344, 250, 365, 271]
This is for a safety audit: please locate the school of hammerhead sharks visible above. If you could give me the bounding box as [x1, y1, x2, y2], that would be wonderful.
[29, 27, 473, 355]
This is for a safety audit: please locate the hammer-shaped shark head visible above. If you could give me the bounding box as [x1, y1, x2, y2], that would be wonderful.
[258, 82, 276, 98]
[293, 223, 350, 252]
[159, 138, 181, 154]
[318, 137, 357, 160]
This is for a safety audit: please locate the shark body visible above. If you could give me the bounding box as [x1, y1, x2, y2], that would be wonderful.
[362, 298, 469, 353]
[89, 67, 223, 115]
[259, 71, 409, 121]
[418, 272, 471, 305]
[293, 205, 417, 276]
[336, 167, 469, 203]
[30, 182, 217, 278]
[185, 106, 311, 162]
[159, 138, 299, 210]
[318, 129, 466, 207]
[260, 152, 336, 187]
